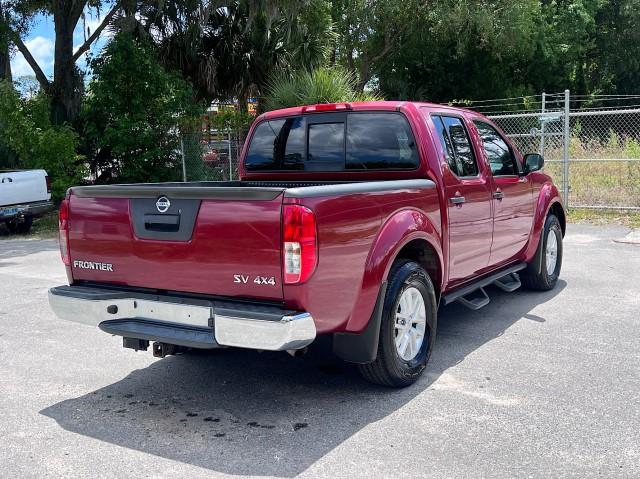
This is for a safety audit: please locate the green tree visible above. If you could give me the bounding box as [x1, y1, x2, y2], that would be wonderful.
[330, 0, 421, 91]
[0, 0, 121, 126]
[131, 0, 333, 110]
[81, 33, 203, 183]
[368, 0, 640, 103]
[0, 80, 85, 199]
[375, 0, 541, 102]
[221, 0, 335, 112]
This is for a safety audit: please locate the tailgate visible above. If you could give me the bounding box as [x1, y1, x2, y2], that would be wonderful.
[67, 184, 285, 301]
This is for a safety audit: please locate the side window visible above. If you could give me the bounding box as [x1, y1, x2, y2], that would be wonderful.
[432, 115, 479, 177]
[473, 121, 517, 176]
[432, 116, 458, 174]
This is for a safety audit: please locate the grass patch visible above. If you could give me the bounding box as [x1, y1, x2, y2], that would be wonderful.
[31, 211, 59, 236]
[507, 129, 640, 209]
[545, 161, 640, 208]
[0, 210, 59, 240]
[568, 208, 640, 228]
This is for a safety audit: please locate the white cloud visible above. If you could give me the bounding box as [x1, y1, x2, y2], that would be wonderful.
[10, 36, 55, 79]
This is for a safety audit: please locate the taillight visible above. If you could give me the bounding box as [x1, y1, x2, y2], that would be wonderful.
[45, 175, 51, 194]
[59, 199, 70, 265]
[283, 204, 317, 284]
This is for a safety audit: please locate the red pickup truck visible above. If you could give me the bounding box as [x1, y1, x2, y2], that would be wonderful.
[49, 101, 565, 387]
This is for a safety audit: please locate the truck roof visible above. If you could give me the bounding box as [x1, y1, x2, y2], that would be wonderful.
[259, 100, 479, 120]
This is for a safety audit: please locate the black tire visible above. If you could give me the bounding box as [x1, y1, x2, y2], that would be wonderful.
[521, 214, 563, 291]
[6, 216, 33, 235]
[358, 260, 438, 388]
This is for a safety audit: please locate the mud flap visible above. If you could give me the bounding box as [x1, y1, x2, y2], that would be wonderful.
[332, 281, 388, 364]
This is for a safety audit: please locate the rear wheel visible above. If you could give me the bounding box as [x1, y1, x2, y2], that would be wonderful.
[358, 260, 437, 388]
[521, 214, 563, 291]
[6, 216, 33, 235]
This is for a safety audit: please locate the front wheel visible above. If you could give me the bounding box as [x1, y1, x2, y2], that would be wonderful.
[358, 260, 437, 388]
[521, 214, 563, 291]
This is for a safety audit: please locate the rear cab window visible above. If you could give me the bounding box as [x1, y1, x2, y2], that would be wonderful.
[245, 111, 420, 172]
[308, 122, 344, 171]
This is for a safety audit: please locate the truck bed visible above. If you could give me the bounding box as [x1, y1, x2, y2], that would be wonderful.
[65, 179, 438, 331]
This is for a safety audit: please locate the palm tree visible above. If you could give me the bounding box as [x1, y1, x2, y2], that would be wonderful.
[263, 67, 380, 111]
[130, 0, 333, 109]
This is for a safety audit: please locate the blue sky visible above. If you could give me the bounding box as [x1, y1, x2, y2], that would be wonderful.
[11, 10, 111, 79]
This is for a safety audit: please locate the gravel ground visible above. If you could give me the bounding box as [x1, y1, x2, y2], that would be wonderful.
[0, 224, 639, 478]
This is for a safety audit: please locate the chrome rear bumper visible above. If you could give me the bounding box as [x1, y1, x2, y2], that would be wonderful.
[48, 285, 316, 351]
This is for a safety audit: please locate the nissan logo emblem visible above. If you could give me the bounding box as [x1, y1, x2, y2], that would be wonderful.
[156, 196, 170, 213]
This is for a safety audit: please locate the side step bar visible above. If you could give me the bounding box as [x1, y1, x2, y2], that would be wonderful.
[456, 287, 490, 310]
[442, 262, 527, 310]
[493, 272, 522, 292]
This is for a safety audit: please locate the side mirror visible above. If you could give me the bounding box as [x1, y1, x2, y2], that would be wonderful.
[523, 153, 544, 174]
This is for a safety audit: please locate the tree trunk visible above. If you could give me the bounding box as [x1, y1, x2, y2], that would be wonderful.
[0, 5, 12, 82]
[238, 90, 249, 115]
[0, 40, 11, 82]
[51, 3, 84, 126]
[357, 57, 370, 92]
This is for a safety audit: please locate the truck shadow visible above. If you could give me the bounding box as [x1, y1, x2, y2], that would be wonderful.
[41, 281, 566, 477]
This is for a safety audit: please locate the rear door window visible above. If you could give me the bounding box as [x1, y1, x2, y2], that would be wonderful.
[432, 115, 479, 177]
[432, 116, 458, 174]
[245, 111, 419, 171]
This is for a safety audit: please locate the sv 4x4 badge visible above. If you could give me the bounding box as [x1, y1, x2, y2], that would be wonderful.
[233, 275, 276, 286]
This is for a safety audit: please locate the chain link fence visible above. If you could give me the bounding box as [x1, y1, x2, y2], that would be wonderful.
[179, 103, 253, 182]
[486, 92, 640, 210]
[180, 94, 640, 210]
[179, 129, 243, 182]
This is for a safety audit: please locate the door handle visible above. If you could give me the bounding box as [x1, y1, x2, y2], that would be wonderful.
[449, 196, 466, 205]
[1, 177, 12, 183]
[493, 191, 504, 200]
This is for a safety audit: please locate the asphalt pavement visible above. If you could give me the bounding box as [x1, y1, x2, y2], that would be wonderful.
[0, 224, 639, 478]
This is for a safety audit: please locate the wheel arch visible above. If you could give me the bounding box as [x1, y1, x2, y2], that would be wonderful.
[523, 183, 565, 263]
[392, 238, 443, 299]
[333, 211, 443, 365]
[344, 208, 443, 334]
[548, 201, 566, 237]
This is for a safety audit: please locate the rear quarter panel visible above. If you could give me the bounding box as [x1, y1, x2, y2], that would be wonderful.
[284, 185, 441, 334]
